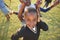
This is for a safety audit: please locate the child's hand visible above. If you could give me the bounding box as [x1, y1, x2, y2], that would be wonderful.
[49, 0, 60, 9]
[54, 0, 60, 3]
[53, 0, 60, 6]
[9, 10, 14, 15]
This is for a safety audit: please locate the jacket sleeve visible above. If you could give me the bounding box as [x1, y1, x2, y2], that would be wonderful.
[38, 21, 48, 31]
[40, 7, 51, 12]
[11, 27, 24, 40]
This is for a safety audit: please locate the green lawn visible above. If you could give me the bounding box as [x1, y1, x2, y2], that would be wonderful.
[0, 0, 60, 40]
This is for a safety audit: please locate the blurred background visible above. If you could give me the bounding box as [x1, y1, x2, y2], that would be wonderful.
[0, 0, 60, 40]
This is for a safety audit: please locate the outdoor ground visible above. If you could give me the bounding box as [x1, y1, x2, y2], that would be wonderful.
[0, 0, 60, 40]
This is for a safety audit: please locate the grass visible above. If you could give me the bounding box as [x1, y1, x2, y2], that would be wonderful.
[0, 0, 60, 40]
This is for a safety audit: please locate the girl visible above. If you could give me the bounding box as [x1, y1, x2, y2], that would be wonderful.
[11, 8, 48, 40]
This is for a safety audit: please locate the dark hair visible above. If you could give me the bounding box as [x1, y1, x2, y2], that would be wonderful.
[28, 8, 37, 13]
[24, 7, 38, 16]
[25, 8, 37, 13]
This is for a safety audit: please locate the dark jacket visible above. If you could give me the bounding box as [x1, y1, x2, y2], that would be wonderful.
[11, 21, 48, 40]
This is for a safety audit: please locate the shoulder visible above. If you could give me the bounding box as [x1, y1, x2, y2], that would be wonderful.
[20, 26, 26, 31]
[37, 21, 44, 25]
[37, 21, 48, 31]
[17, 26, 26, 33]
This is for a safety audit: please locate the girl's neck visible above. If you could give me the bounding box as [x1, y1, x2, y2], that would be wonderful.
[27, 25, 36, 30]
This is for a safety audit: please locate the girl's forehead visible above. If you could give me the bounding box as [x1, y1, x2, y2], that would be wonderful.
[26, 12, 37, 16]
[26, 14, 37, 20]
[25, 13, 37, 19]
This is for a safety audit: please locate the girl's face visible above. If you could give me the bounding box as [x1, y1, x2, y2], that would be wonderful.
[24, 13, 38, 28]
[26, 0, 31, 6]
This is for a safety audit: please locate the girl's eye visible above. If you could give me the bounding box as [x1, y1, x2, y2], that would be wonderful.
[26, 19, 30, 21]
